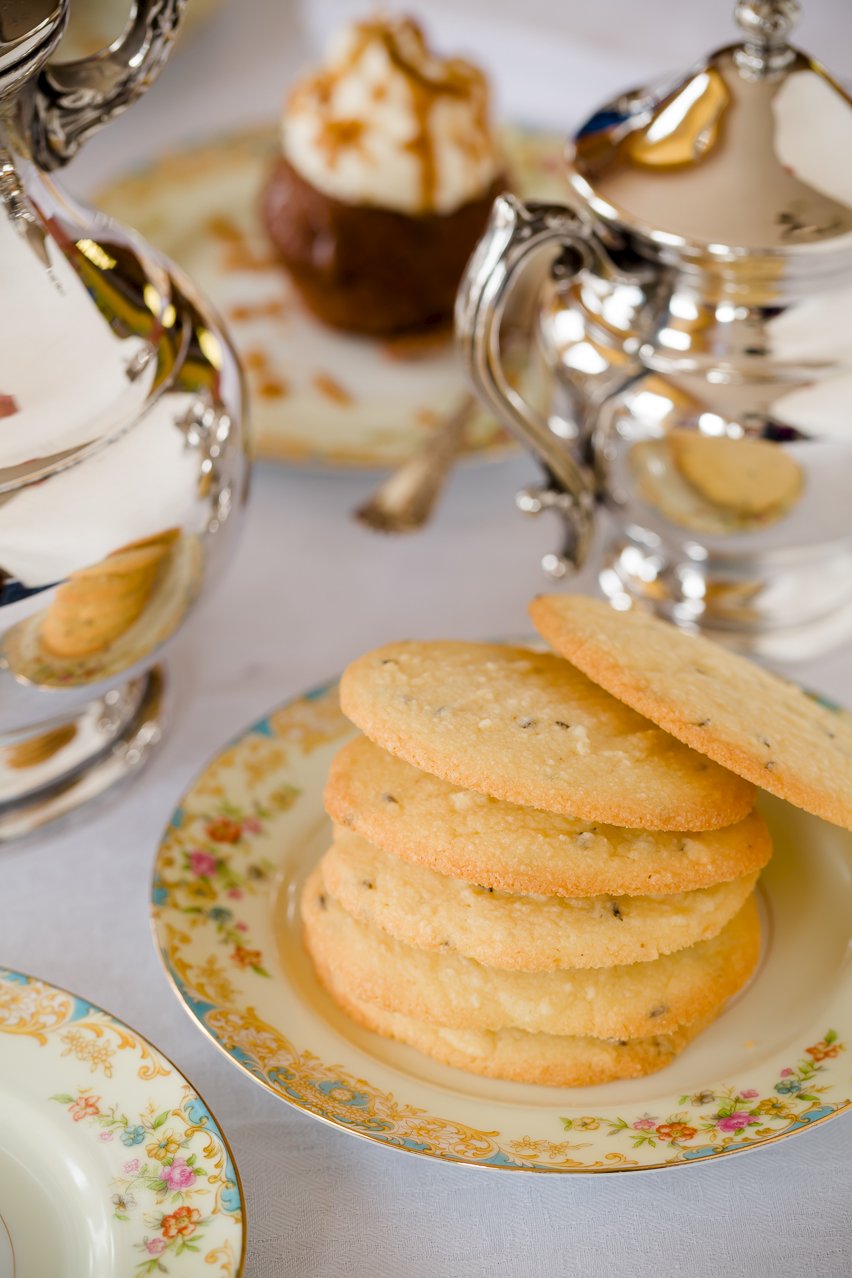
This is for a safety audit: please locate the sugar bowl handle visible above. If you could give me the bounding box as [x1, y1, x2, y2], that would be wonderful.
[455, 194, 600, 571]
[30, 0, 186, 170]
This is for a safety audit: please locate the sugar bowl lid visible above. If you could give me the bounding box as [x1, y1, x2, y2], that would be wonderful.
[567, 0, 852, 259]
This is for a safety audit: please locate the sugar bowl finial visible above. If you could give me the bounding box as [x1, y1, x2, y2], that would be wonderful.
[734, 0, 801, 74]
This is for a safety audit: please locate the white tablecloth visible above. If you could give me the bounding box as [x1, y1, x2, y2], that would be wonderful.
[7, 2, 852, 1274]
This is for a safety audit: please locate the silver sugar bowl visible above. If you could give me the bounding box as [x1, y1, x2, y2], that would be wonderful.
[458, 0, 852, 661]
[0, 0, 249, 840]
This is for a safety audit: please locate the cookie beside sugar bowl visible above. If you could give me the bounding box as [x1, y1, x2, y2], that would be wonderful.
[293, 594, 852, 1089]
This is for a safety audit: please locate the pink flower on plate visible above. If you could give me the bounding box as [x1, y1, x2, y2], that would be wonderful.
[146, 1238, 167, 1255]
[69, 1095, 100, 1122]
[188, 849, 218, 877]
[739, 1089, 759, 1100]
[242, 817, 263, 835]
[236, 922, 248, 933]
[716, 1112, 754, 1133]
[631, 1118, 656, 1131]
[122, 1159, 140, 1175]
[161, 1158, 196, 1191]
[227, 888, 243, 900]
[780, 1068, 794, 1077]
[99, 1130, 114, 1142]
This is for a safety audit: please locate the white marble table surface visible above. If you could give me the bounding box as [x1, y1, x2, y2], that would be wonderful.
[6, 1, 852, 1274]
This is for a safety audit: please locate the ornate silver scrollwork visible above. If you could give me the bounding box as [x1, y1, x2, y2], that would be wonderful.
[29, 0, 186, 170]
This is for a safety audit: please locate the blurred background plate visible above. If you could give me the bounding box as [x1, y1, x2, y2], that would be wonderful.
[97, 125, 564, 469]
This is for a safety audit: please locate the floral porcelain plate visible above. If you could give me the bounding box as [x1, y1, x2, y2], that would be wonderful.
[0, 969, 245, 1274]
[96, 125, 562, 469]
[151, 679, 852, 1174]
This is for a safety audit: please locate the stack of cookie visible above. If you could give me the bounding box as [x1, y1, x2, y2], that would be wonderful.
[301, 618, 782, 1087]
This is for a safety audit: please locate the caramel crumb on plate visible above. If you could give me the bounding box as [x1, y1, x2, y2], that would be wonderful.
[243, 348, 269, 371]
[258, 377, 290, 400]
[204, 214, 244, 243]
[228, 298, 290, 323]
[380, 328, 453, 362]
[223, 245, 278, 272]
[313, 373, 354, 406]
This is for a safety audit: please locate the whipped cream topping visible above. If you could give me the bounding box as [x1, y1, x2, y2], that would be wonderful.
[282, 17, 501, 216]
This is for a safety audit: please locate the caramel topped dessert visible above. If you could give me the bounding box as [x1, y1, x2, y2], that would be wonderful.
[263, 16, 505, 335]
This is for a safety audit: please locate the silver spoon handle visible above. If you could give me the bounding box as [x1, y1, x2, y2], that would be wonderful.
[354, 395, 477, 534]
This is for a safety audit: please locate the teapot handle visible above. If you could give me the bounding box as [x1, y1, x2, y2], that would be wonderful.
[456, 193, 608, 571]
[29, 0, 185, 170]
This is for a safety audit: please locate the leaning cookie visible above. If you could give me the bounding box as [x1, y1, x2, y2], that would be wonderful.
[313, 957, 710, 1087]
[669, 431, 803, 519]
[40, 536, 177, 659]
[301, 867, 760, 1040]
[339, 641, 754, 831]
[322, 829, 759, 970]
[530, 594, 852, 832]
[324, 736, 772, 896]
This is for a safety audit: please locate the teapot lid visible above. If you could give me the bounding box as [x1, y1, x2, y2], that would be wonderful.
[567, 0, 852, 261]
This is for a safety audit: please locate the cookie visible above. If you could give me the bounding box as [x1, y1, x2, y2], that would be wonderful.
[630, 436, 799, 536]
[40, 531, 179, 659]
[670, 431, 803, 519]
[322, 828, 759, 970]
[324, 736, 772, 895]
[530, 594, 852, 832]
[313, 959, 709, 1087]
[301, 867, 760, 1039]
[338, 641, 754, 831]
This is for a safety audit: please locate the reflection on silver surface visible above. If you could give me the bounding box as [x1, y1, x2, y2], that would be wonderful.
[567, 5, 852, 257]
[31, 0, 185, 170]
[628, 430, 804, 536]
[0, 668, 166, 843]
[0, 0, 248, 837]
[457, 1, 852, 657]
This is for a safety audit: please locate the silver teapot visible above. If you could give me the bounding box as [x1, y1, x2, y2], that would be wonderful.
[0, 1, 249, 839]
[458, 0, 852, 661]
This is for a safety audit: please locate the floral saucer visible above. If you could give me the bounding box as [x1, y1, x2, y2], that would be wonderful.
[96, 125, 563, 469]
[151, 677, 852, 1173]
[0, 969, 245, 1273]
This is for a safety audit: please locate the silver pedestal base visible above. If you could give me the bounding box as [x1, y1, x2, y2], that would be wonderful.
[0, 668, 165, 844]
[599, 543, 852, 664]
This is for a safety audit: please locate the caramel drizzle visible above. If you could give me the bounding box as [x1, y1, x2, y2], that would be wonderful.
[290, 16, 492, 209]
